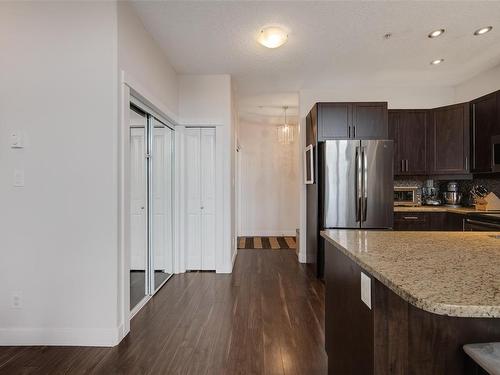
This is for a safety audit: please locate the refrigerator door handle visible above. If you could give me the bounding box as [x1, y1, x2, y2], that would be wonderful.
[355, 146, 362, 222]
[362, 146, 368, 221]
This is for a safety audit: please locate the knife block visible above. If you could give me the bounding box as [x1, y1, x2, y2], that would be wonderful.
[474, 192, 500, 211]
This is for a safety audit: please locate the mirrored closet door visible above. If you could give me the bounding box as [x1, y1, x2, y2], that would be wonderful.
[129, 102, 174, 311]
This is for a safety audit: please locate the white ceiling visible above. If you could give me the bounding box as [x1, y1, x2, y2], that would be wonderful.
[131, 1, 500, 120]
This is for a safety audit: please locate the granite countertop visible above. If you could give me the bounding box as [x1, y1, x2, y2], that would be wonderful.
[394, 206, 478, 214]
[321, 229, 500, 318]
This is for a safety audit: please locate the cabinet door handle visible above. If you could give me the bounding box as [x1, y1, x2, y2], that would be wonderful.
[472, 104, 476, 170]
[403, 216, 419, 220]
[348, 126, 351, 138]
[405, 159, 409, 172]
[353, 125, 356, 138]
[465, 156, 468, 171]
[401, 160, 404, 172]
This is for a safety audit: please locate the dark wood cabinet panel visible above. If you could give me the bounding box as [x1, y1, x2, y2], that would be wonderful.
[316, 102, 388, 141]
[352, 102, 388, 139]
[325, 241, 374, 374]
[388, 111, 401, 174]
[428, 212, 446, 231]
[400, 110, 427, 174]
[389, 110, 428, 175]
[394, 212, 465, 231]
[318, 103, 350, 140]
[444, 213, 465, 231]
[393, 212, 429, 231]
[429, 103, 470, 175]
[471, 91, 499, 173]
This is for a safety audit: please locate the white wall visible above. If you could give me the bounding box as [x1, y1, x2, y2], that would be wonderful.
[178, 75, 235, 272]
[238, 121, 299, 237]
[118, 1, 178, 119]
[0, 1, 119, 345]
[454, 64, 500, 103]
[117, 0, 181, 340]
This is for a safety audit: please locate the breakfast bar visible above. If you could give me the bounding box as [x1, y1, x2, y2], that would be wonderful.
[321, 229, 500, 375]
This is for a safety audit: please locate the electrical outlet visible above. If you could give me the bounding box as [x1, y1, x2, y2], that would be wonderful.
[11, 291, 22, 309]
[360, 272, 371, 309]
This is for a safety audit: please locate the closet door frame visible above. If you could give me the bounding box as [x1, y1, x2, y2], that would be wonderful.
[130, 98, 175, 313]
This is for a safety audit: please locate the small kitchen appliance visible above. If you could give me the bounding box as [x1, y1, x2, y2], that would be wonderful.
[422, 179, 441, 206]
[394, 186, 420, 206]
[443, 181, 462, 207]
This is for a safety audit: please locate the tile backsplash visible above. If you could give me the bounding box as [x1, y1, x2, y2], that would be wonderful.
[394, 176, 500, 206]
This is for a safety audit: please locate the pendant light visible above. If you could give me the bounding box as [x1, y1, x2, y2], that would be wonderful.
[277, 106, 294, 144]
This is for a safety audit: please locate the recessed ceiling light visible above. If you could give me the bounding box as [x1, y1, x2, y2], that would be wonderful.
[474, 26, 493, 36]
[428, 29, 445, 38]
[257, 26, 288, 48]
[430, 58, 444, 65]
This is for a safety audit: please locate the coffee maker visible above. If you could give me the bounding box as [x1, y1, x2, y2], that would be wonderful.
[443, 181, 462, 207]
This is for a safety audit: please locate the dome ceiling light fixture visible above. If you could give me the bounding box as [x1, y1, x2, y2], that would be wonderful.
[257, 26, 288, 48]
[474, 26, 493, 36]
[428, 28, 445, 38]
[430, 58, 444, 65]
[277, 106, 294, 145]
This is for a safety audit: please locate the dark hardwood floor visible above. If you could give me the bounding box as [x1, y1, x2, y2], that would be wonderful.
[0, 250, 326, 375]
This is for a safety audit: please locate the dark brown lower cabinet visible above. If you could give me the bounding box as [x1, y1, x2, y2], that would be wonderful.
[394, 212, 465, 231]
[324, 241, 500, 375]
[394, 212, 428, 230]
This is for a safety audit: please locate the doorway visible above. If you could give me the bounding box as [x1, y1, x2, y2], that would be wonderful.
[129, 102, 174, 310]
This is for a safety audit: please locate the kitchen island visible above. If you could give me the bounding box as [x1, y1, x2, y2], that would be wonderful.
[321, 229, 500, 374]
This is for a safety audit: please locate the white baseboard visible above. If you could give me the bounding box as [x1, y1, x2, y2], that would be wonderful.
[240, 230, 297, 237]
[0, 326, 121, 347]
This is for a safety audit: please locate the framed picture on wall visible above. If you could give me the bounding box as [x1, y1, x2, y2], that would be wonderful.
[304, 144, 314, 184]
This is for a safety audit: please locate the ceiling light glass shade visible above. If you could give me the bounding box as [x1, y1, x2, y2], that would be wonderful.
[428, 29, 445, 38]
[474, 26, 493, 35]
[257, 27, 288, 48]
[430, 58, 444, 65]
[277, 123, 294, 144]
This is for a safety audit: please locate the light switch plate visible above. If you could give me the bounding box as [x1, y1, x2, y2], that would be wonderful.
[14, 169, 25, 187]
[361, 272, 371, 309]
[10, 131, 24, 148]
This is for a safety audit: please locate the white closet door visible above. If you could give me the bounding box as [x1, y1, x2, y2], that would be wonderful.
[185, 128, 202, 270]
[200, 128, 216, 270]
[130, 127, 147, 270]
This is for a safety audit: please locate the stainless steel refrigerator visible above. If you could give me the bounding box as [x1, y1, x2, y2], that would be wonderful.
[320, 140, 393, 229]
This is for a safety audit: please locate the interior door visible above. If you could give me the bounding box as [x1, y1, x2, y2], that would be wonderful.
[361, 140, 393, 229]
[200, 128, 216, 270]
[130, 127, 147, 270]
[185, 128, 202, 270]
[185, 128, 216, 271]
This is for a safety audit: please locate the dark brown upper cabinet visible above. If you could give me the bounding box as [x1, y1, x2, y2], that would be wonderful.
[316, 102, 388, 141]
[389, 109, 428, 175]
[352, 102, 388, 139]
[428, 103, 470, 175]
[471, 91, 500, 173]
[318, 103, 350, 140]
